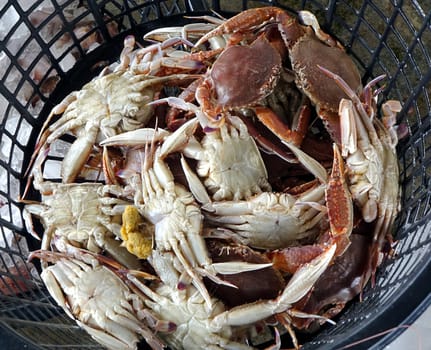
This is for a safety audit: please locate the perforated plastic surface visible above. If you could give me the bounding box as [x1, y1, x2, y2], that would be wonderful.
[0, 0, 430, 349]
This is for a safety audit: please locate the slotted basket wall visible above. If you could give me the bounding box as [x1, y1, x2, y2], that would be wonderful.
[0, 0, 430, 349]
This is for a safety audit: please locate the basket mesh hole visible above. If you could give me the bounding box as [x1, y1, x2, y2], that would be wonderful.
[5, 112, 19, 137]
[8, 177, 20, 205]
[16, 119, 32, 146]
[74, 24, 100, 52]
[44, 158, 62, 180]
[0, 95, 8, 120]
[52, 31, 74, 56]
[50, 139, 72, 157]
[3, 66, 22, 94]
[16, 0, 34, 12]
[31, 54, 55, 83]
[0, 6, 19, 41]
[7, 23, 32, 56]
[9, 203, 23, 229]
[0, 166, 7, 195]
[1, 134, 12, 162]
[39, 14, 64, 43]
[17, 80, 34, 106]
[10, 146, 24, 174]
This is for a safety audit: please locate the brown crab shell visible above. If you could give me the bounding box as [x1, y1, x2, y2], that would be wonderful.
[290, 26, 362, 112]
[205, 239, 285, 308]
[210, 35, 282, 109]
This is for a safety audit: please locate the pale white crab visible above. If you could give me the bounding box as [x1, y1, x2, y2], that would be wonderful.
[186, 140, 352, 252]
[203, 184, 327, 249]
[319, 66, 401, 275]
[29, 247, 163, 350]
[149, 96, 272, 201]
[23, 182, 140, 269]
[28, 69, 157, 184]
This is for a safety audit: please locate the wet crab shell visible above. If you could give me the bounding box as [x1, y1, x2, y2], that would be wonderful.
[210, 35, 282, 109]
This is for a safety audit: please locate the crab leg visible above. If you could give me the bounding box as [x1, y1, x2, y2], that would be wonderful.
[254, 106, 310, 146]
[239, 115, 298, 163]
[61, 123, 99, 183]
[144, 23, 219, 43]
[195, 7, 287, 47]
[325, 143, 354, 254]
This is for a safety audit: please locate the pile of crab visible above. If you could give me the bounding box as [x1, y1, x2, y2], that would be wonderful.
[23, 7, 403, 350]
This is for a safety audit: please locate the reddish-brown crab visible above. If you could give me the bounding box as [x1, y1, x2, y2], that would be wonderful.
[194, 7, 362, 145]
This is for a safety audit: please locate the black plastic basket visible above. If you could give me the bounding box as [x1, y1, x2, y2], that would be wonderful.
[1, 0, 430, 349]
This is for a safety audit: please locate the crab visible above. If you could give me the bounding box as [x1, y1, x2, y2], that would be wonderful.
[319, 66, 401, 279]
[23, 182, 140, 270]
[27, 69, 151, 185]
[195, 141, 353, 255]
[194, 33, 312, 147]
[126, 242, 336, 350]
[193, 7, 362, 145]
[28, 247, 163, 350]
[182, 113, 272, 201]
[148, 98, 273, 201]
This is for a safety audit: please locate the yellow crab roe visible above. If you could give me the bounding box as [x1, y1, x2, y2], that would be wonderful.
[121, 205, 153, 259]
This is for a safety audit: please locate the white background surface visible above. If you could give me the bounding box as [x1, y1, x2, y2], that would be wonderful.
[385, 304, 431, 350]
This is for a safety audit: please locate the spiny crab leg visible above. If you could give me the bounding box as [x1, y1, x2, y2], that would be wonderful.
[194, 7, 284, 47]
[144, 23, 220, 43]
